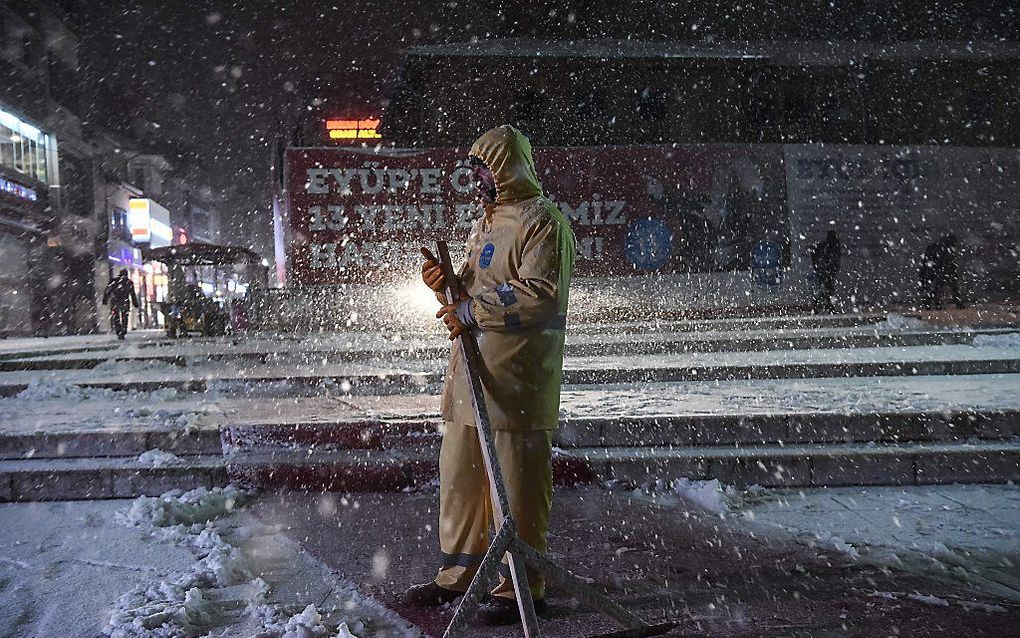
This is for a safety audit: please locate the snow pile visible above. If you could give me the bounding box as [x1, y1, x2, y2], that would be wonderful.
[107, 487, 415, 638]
[634, 477, 760, 516]
[116, 485, 247, 529]
[869, 591, 1005, 613]
[247, 603, 365, 638]
[884, 313, 930, 330]
[799, 530, 861, 560]
[908, 592, 950, 607]
[108, 487, 255, 637]
[137, 449, 185, 467]
[862, 539, 1020, 602]
[15, 379, 115, 401]
[971, 332, 1020, 348]
[736, 485, 1020, 603]
[123, 406, 216, 434]
[9, 380, 182, 403]
[662, 477, 737, 515]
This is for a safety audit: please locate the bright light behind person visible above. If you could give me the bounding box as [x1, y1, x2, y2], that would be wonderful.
[395, 278, 445, 323]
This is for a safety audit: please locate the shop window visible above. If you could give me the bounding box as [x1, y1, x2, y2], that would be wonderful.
[110, 207, 130, 242]
[0, 107, 49, 183]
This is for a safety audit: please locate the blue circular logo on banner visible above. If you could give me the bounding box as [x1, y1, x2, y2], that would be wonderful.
[479, 242, 496, 269]
[624, 219, 673, 271]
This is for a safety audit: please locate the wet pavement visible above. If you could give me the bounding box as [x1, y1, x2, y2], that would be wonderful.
[250, 486, 1020, 637]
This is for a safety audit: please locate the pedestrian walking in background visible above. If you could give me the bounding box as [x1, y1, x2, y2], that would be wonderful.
[809, 230, 842, 313]
[919, 233, 965, 310]
[102, 269, 139, 339]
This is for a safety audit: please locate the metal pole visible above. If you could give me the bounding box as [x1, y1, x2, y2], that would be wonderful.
[437, 241, 540, 638]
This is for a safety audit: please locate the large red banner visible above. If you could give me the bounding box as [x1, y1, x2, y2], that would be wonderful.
[285, 145, 788, 285]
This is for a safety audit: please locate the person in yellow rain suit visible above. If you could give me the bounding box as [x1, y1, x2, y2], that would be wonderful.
[405, 125, 576, 626]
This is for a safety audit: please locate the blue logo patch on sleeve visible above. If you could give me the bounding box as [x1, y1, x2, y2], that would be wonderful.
[479, 243, 496, 269]
[495, 282, 518, 307]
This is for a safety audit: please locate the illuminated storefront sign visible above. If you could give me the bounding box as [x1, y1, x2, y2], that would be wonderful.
[108, 246, 142, 268]
[128, 198, 172, 247]
[0, 175, 37, 202]
[326, 118, 381, 140]
[128, 198, 151, 242]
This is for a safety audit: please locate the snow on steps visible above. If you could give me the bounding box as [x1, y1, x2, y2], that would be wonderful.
[573, 441, 1020, 487]
[220, 410, 1020, 493]
[219, 409, 1020, 455]
[0, 426, 222, 460]
[0, 454, 226, 501]
[4, 327, 1010, 371]
[2, 408, 1017, 500]
[5, 355, 1020, 399]
[221, 441, 1020, 492]
[3, 437, 1016, 501]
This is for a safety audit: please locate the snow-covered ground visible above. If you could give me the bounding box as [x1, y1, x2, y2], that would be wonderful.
[0, 486, 417, 637]
[639, 479, 1020, 605]
[739, 484, 1020, 605]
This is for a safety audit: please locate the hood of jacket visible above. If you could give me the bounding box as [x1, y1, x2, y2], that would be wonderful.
[469, 125, 543, 205]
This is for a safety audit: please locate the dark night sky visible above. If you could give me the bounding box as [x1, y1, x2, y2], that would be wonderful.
[79, 0, 468, 257]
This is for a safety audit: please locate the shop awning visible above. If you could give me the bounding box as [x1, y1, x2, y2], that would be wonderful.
[142, 242, 263, 267]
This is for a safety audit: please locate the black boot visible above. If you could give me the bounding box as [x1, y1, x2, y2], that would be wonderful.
[402, 581, 463, 607]
[476, 595, 547, 626]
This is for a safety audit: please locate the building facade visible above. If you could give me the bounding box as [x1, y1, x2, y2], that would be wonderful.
[0, 0, 92, 336]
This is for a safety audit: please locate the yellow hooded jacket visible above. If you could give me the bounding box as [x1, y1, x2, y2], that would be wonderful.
[441, 125, 576, 431]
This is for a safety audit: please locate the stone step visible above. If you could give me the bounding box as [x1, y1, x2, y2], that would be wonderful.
[219, 409, 1020, 455]
[0, 427, 222, 460]
[566, 313, 888, 334]
[577, 440, 1020, 487]
[223, 448, 594, 493]
[0, 379, 207, 398]
[7, 328, 1006, 371]
[4, 355, 1019, 398]
[5, 406, 1016, 464]
[0, 454, 227, 501]
[0, 355, 187, 371]
[0, 344, 117, 363]
[4, 437, 1016, 501]
[564, 358, 1020, 384]
[558, 410, 1020, 447]
[225, 440, 1020, 492]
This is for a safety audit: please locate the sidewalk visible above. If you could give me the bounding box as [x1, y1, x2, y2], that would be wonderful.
[252, 485, 1020, 637]
[733, 483, 1020, 603]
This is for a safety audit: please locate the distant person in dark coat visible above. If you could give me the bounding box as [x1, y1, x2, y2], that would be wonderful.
[102, 269, 139, 339]
[919, 233, 965, 310]
[809, 230, 842, 313]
